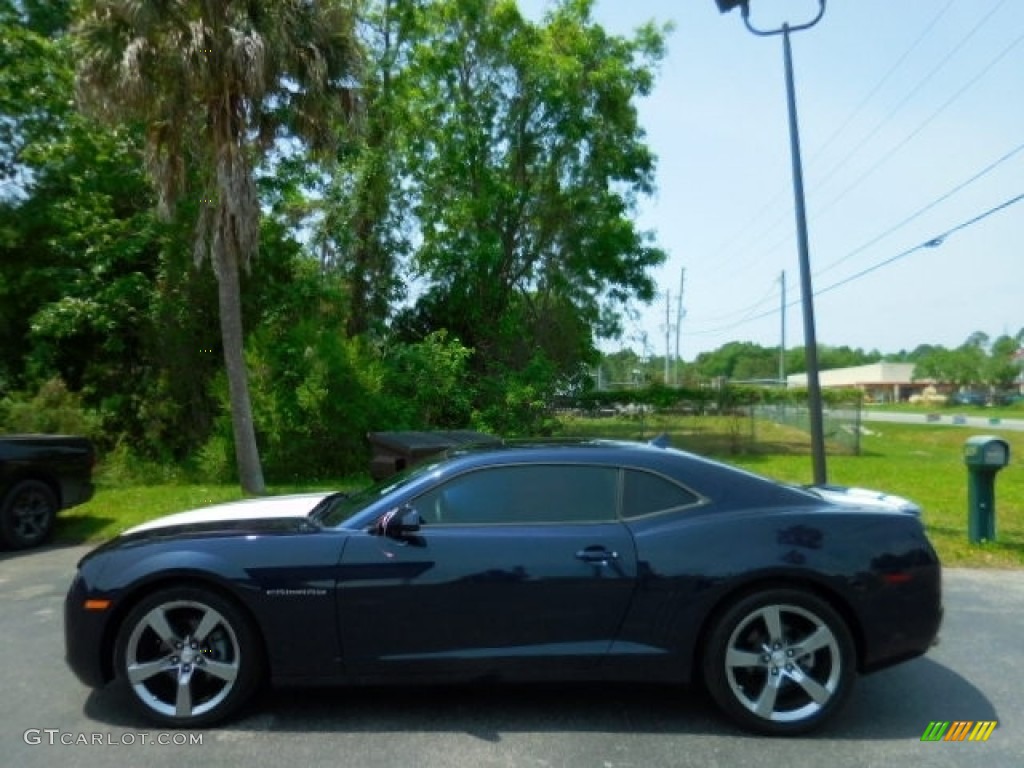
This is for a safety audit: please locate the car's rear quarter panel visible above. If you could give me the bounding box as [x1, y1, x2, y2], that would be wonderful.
[618, 504, 941, 682]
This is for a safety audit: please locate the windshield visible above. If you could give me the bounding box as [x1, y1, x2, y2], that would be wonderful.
[314, 460, 445, 527]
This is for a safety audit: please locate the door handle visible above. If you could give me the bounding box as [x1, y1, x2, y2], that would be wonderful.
[575, 547, 619, 565]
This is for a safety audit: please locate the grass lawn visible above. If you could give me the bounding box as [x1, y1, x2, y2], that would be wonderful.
[56, 414, 1023, 569]
[557, 413, 1024, 569]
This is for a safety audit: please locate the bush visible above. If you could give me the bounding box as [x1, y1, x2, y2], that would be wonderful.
[196, 432, 236, 484]
[472, 355, 562, 436]
[380, 331, 473, 428]
[98, 441, 187, 485]
[240, 326, 387, 482]
[0, 378, 102, 438]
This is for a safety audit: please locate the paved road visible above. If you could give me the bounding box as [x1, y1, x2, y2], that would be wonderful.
[859, 410, 1024, 432]
[2, 544, 1021, 768]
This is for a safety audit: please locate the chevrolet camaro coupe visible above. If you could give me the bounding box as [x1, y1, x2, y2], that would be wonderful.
[65, 440, 942, 734]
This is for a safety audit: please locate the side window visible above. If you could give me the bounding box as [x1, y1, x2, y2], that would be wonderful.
[413, 465, 618, 525]
[622, 469, 700, 519]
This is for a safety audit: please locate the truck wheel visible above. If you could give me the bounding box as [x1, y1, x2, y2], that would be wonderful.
[0, 479, 58, 549]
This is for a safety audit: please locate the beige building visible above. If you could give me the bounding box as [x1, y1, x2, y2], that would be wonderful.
[787, 362, 925, 403]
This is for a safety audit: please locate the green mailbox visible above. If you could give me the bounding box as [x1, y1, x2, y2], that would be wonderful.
[963, 435, 1010, 543]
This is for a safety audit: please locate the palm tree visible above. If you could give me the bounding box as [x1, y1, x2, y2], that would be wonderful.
[72, 0, 363, 493]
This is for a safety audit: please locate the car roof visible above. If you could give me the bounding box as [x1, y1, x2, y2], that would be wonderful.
[443, 437, 681, 464]
[431, 438, 822, 510]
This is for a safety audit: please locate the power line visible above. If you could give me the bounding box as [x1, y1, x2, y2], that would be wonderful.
[815, 192, 1024, 297]
[687, 192, 1024, 336]
[815, 140, 1024, 277]
[686, 280, 779, 328]
[698, 0, 983, 278]
[805, 0, 958, 168]
[705, 0, 1018, 282]
[724, 15, 1024, 278]
[808, 0, 1010, 199]
[813, 24, 1024, 220]
[685, 292, 781, 337]
[684, 129, 1024, 338]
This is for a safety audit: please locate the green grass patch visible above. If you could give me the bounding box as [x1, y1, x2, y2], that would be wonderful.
[557, 413, 1023, 569]
[57, 415, 1023, 569]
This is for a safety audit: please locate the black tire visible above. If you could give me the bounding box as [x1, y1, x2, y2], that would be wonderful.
[0, 479, 58, 550]
[114, 587, 263, 727]
[703, 588, 855, 735]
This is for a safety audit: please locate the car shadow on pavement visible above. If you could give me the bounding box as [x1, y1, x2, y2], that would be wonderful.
[83, 656, 995, 742]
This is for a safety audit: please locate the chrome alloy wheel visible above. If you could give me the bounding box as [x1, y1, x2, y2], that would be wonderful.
[123, 599, 241, 720]
[724, 603, 842, 723]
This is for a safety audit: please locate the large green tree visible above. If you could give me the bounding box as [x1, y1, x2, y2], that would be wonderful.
[310, 0, 416, 338]
[72, 0, 363, 492]
[395, 0, 668, 385]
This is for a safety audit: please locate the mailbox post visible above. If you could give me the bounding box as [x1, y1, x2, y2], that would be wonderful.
[963, 436, 1010, 543]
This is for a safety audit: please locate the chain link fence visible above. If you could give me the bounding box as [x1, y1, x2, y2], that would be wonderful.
[752, 403, 863, 455]
[555, 386, 864, 456]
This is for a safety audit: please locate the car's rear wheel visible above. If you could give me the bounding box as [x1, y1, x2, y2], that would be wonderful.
[703, 588, 855, 735]
[0, 479, 58, 549]
[114, 587, 262, 727]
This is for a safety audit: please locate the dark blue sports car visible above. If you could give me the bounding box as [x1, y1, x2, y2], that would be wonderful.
[65, 440, 942, 734]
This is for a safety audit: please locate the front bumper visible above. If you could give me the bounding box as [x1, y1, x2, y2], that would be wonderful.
[64, 573, 113, 688]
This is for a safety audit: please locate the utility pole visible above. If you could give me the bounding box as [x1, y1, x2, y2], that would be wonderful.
[675, 268, 686, 387]
[779, 270, 786, 385]
[656, 269, 687, 387]
[664, 291, 672, 385]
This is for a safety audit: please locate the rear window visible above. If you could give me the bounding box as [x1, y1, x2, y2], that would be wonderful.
[621, 469, 701, 518]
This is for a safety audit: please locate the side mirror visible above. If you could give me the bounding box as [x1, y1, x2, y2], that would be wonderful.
[375, 505, 422, 538]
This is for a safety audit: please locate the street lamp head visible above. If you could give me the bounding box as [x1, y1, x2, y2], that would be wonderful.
[714, 0, 748, 12]
[717, 0, 827, 35]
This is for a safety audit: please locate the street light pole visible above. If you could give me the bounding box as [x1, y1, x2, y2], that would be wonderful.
[715, 0, 828, 485]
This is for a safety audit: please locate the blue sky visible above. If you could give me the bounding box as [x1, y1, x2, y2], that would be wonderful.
[519, 0, 1023, 360]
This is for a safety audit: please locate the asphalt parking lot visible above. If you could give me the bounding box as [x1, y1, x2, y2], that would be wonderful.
[2, 543, 1021, 768]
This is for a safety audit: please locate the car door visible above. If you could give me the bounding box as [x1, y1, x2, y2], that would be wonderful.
[336, 463, 638, 680]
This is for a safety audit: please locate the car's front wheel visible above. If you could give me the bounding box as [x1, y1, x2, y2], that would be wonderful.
[703, 588, 855, 735]
[114, 587, 263, 727]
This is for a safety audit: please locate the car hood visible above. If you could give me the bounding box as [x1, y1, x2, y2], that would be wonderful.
[121, 492, 334, 537]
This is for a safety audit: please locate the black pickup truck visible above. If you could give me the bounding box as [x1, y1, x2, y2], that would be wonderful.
[0, 435, 95, 550]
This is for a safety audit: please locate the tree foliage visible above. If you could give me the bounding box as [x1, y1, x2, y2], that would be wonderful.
[911, 331, 1024, 391]
[71, 0, 363, 492]
[29, 3, 1003, 482]
[392, 0, 668, 383]
[602, 332, 1022, 397]
[0, 11, 164, 425]
[310, 0, 417, 337]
